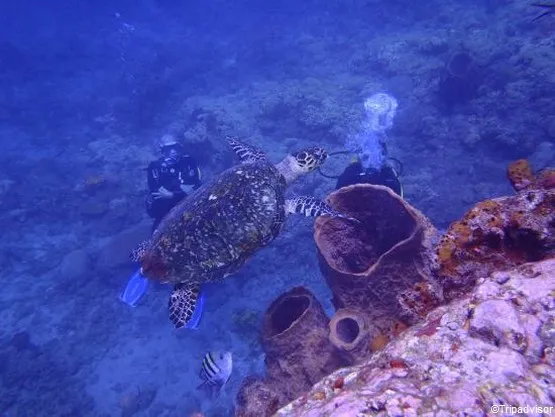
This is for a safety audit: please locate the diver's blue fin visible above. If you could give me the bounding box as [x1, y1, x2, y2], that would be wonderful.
[186, 285, 206, 330]
[119, 268, 149, 307]
[168, 283, 206, 329]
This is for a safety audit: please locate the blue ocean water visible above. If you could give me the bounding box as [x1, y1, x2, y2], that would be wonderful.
[1, 0, 554, 416]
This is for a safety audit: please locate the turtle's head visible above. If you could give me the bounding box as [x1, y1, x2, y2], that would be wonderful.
[276, 146, 328, 184]
[293, 147, 328, 172]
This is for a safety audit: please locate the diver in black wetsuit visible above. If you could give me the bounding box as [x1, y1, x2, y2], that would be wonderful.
[336, 156, 403, 197]
[334, 141, 403, 197]
[145, 134, 202, 232]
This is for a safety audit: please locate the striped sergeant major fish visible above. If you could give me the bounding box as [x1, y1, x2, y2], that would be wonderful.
[198, 351, 233, 396]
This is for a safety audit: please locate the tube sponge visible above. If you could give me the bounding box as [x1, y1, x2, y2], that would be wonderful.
[328, 308, 371, 363]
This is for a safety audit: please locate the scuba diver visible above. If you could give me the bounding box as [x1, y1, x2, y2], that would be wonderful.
[335, 144, 403, 197]
[119, 134, 205, 321]
[320, 141, 404, 198]
[145, 134, 202, 232]
[325, 92, 403, 196]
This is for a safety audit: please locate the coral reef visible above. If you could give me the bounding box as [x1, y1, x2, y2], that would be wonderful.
[275, 258, 555, 416]
[235, 287, 347, 416]
[437, 50, 483, 111]
[118, 387, 157, 417]
[508, 159, 555, 192]
[235, 376, 281, 417]
[0, 332, 95, 415]
[437, 160, 555, 300]
[59, 249, 91, 281]
[95, 222, 151, 275]
[314, 184, 441, 340]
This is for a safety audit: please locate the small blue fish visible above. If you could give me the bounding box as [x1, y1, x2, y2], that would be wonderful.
[198, 351, 233, 397]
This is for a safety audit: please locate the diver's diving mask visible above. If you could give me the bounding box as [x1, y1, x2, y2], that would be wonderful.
[161, 144, 182, 164]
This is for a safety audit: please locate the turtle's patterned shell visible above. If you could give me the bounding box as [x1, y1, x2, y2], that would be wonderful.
[140, 161, 287, 285]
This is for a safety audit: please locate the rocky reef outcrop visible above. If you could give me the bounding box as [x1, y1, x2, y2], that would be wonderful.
[274, 258, 555, 416]
[436, 159, 555, 300]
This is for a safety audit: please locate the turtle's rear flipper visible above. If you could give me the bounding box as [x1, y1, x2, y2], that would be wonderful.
[285, 196, 360, 223]
[169, 283, 206, 330]
[226, 135, 267, 163]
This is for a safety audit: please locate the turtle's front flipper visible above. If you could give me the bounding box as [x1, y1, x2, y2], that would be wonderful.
[285, 196, 360, 223]
[226, 135, 267, 163]
[169, 283, 206, 329]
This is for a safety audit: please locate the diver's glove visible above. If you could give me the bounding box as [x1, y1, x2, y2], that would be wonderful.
[152, 186, 174, 199]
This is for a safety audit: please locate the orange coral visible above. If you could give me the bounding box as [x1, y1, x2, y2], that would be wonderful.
[536, 168, 555, 190]
[398, 281, 442, 320]
[391, 321, 409, 336]
[437, 160, 555, 300]
[507, 159, 534, 191]
[312, 391, 326, 401]
[369, 333, 389, 352]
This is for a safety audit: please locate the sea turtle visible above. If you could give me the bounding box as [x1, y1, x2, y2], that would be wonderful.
[132, 135, 350, 329]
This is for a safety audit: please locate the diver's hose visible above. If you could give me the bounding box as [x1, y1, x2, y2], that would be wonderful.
[318, 150, 354, 179]
[318, 151, 404, 180]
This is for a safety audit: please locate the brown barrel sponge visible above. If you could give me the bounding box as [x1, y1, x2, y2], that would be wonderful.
[260, 287, 347, 403]
[314, 184, 441, 334]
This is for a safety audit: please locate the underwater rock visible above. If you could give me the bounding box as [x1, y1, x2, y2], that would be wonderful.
[108, 197, 130, 220]
[507, 159, 555, 192]
[59, 249, 91, 281]
[0, 179, 14, 204]
[314, 184, 441, 339]
[10, 331, 35, 352]
[259, 287, 347, 407]
[437, 50, 482, 112]
[117, 386, 156, 417]
[274, 258, 555, 416]
[0, 336, 94, 415]
[507, 159, 535, 191]
[96, 223, 151, 274]
[235, 376, 281, 417]
[437, 160, 555, 300]
[80, 199, 109, 217]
